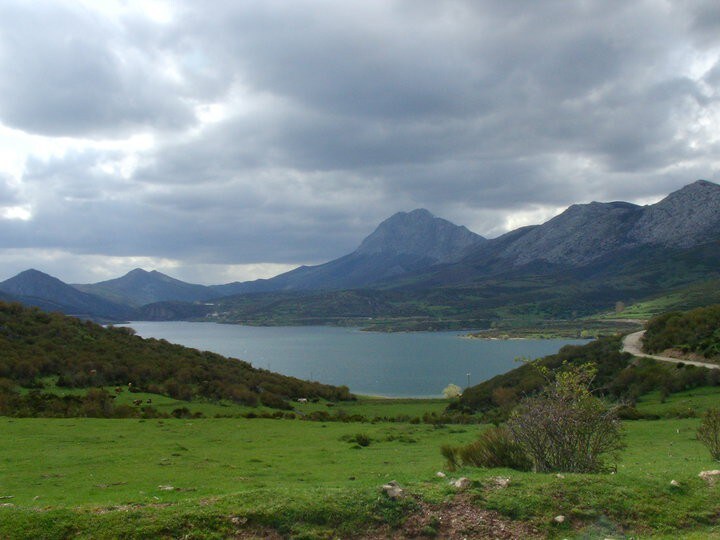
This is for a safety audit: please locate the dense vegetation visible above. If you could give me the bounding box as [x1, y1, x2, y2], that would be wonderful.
[456, 334, 720, 420]
[0, 302, 351, 417]
[643, 304, 720, 358]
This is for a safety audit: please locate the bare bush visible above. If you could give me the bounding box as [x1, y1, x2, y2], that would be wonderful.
[506, 363, 624, 473]
[697, 408, 720, 460]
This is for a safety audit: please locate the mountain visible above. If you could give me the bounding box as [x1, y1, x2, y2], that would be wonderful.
[213, 209, 485, 294]
[177, 180, 720, 327]
[7, 180, 720, 327]
[431, 179, 720, 281]
[0, 269, 134, 321]
[354, 208, 482, 262]
[629, 180, 720, 247]
[75, 268, 219, 307]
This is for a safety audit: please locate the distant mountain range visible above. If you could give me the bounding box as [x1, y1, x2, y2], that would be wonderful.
[1, 179, 719, 324]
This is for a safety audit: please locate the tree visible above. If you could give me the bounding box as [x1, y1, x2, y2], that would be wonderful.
[442, 383, 462, 399]
[506, 363, 624, 473]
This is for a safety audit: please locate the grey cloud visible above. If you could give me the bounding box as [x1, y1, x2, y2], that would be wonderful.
[0, 1, 718, 281]
[0, 174, 19, 205]
[0, 1, 195, 137]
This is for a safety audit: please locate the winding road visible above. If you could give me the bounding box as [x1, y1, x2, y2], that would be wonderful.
[621, 331, 720, 370]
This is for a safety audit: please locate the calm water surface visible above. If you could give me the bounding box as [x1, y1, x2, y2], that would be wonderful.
[124, 322, 586, 397]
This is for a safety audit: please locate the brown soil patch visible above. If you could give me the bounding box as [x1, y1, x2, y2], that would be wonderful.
[364, 494, 542, 539]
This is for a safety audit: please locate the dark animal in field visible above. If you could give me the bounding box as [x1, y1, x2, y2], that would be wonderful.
[115, 387, 122, 394]
[132, 399, 143, 406]
[146, 398, 152, 404]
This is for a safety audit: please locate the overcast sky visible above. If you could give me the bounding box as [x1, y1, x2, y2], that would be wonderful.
[0, 0, 719, 284]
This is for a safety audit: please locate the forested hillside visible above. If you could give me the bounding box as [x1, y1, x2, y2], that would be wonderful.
[0, 302, 351, 417]
[455, 334, 720, 420]
[643, 304, 720, 358]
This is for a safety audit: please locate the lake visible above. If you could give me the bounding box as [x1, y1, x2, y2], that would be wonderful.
[122, 322, 586, 397]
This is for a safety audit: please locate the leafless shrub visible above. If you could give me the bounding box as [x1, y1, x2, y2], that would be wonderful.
[506, 363, 624, 473]
[697, 407, 720, 460]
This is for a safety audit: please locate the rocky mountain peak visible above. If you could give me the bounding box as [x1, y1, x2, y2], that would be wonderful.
[629, 179, 720, 247]
[495, 200, 642, 266]
[355, 209, 484, 263]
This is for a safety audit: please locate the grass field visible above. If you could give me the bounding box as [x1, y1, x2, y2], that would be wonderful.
[3, 394, 720, 538]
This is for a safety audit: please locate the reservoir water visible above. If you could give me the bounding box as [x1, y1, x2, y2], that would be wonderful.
[123, 322, 586, 397]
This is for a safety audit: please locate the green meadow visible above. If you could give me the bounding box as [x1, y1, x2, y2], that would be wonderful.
[3, 396, 720, 539]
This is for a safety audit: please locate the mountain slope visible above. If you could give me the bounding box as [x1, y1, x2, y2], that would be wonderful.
[214, 209, 485, 294]
[0, 269, 134, 321]
[629, 180, 720, 247]
[75, 268, 218, 307]
[179, 180, 720, 327]
[413, 179, 720, 286]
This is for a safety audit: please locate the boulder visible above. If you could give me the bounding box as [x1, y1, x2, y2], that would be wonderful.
[491, 476, 511, 488]
[699, 470, 720, 485]
[449, 477, 471, 490]
[382, 480, 404, 499]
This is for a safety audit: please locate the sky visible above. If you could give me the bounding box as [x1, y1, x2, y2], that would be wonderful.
[0, 0, 719, 284]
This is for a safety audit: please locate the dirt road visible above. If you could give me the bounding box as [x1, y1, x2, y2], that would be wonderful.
[622, 331, 720, 370]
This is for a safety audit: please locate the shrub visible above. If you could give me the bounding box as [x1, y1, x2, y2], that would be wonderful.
[440, 444, 461, 471]
[352, 433, 372, 447]
[697, 408, 720, 460]
[458, 426, 532, 471]
[507, 363, 624, 473]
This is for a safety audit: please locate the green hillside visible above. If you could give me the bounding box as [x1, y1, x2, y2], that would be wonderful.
[643, 304, 720, 359]
[0, 302, 351, 417]
[457, 332, 720, 421]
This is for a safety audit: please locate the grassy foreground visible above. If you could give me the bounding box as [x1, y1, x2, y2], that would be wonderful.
[3, 397, 720, 539]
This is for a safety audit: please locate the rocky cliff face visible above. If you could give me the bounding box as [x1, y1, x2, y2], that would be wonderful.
[496, 201, 642, 266]
[466, 179, 720, 270]
[629, 180, 720, 248]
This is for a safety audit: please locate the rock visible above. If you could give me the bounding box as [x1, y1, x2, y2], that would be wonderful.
[493, 476, 511, 488]
[449, 477, 471, 490]
[553, 515, 565, 524]
[0, 503, 14, 508]
[158, 485, 175, 491]
[382, 481, 404, 499]
[670, 480, 680, 487]
[699, 470, 720, 485]
[556, 474, 565, 479]
[435, 471, 446, 478]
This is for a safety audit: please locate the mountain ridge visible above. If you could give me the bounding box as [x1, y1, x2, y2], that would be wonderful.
[74, 268, 219, 307]
[3, 179, 719, 324]
[0, 269, 134, 321]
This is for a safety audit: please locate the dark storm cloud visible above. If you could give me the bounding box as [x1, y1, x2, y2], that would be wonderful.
[1, 0, 719, 280]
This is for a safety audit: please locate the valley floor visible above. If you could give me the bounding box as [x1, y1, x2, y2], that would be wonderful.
[3, 393, 720, 538]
